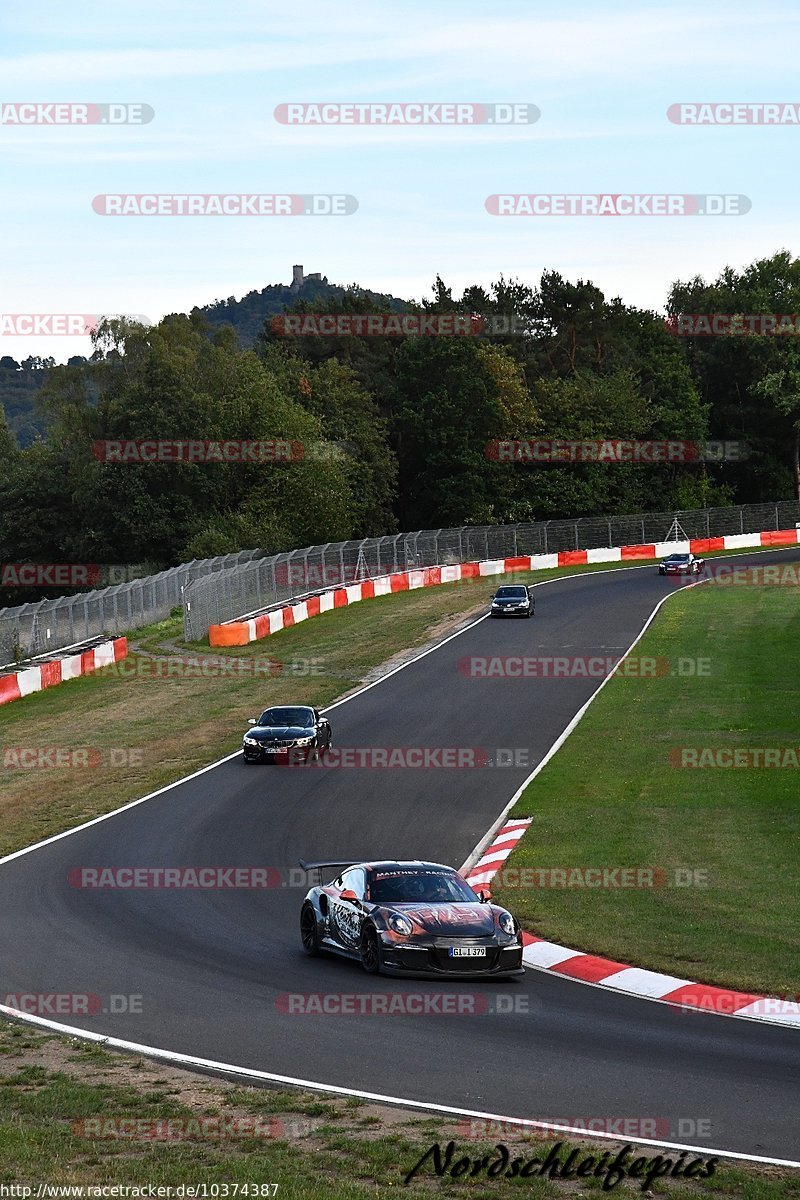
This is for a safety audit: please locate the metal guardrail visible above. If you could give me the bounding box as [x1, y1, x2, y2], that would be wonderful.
[0, 549, 265, 669]
[2, 500, 796, 663]
[180, 500, 800, 642]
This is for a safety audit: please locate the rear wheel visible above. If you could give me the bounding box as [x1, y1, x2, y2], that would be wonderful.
[300, 903, 321, 956]
[360, 924, 381, 974]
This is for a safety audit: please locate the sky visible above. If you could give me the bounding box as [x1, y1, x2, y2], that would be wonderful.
[1, 0, 799, 362]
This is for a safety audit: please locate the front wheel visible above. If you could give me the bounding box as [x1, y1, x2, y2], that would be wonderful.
[300, 903, 321, 956]
[360, 924, 381, 974]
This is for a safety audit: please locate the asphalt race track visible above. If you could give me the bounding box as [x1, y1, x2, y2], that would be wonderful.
[1, 550, 799, 1163]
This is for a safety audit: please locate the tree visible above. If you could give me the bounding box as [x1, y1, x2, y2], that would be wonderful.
[753, 356, 800, 500]
[668, 250, 800, 501]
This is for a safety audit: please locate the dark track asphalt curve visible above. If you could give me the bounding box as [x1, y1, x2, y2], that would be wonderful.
[1, 551, 799, 1164]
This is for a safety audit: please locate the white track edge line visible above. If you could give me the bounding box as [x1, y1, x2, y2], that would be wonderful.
[2, 549, 800, 1163]
[0, 556, 642, 868]
[518, 957, 800, 1032]
[457, 564, 800, 1029]
[458, 573, 705, 874]
[0, 1005, 797, 1169]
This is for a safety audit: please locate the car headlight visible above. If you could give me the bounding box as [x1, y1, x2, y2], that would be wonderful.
[498, 911, 516, 936]
[293, 736, 314, 746]
[388, 913, 414, 936]
[243, 736, 259, 747]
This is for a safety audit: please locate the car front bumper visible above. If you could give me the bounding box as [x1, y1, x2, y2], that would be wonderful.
[379, 941, 524, 977]
[243, 744, 314, 762]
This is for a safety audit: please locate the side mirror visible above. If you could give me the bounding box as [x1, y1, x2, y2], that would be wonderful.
[479, 889, 492, 903]
[248, 718, 257, 726]
[339, 889, 358, 902]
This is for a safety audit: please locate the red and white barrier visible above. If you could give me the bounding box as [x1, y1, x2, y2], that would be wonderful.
[464, 818, 533, 891]
[517, 930, 800, 1025]
[209, 528, 800, 647]
[0, 637, 128, 708]
[460, 818, 800, 1026]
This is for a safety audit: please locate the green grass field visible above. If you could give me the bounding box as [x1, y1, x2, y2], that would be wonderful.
[0, 1020, 798, 1197]
[494, 584, 800, 995]
[1, 550, 799, 1191]
[0, 556, 659, 859]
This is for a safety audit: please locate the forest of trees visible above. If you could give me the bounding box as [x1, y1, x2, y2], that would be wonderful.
[1, 250, 799, 605]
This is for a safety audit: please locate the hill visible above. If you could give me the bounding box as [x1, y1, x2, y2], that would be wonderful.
[0, 268, 409, 445]
[192, 265, 408, 348]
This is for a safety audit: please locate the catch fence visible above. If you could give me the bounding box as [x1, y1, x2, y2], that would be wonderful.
[2, 501, 797, 663]
[181, 500, 800, 642]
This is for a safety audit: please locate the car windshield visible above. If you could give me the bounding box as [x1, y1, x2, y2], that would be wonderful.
[369, 870, 478, 904]
[667, 555, 690, 563]
[495, 587, 527, 598]
[258, 707, 314, 727]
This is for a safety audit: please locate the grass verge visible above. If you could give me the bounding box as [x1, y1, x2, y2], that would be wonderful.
[494, 583, 800, 995]
[0, 1020, 798, 1195]
[0, 556, 667, 860]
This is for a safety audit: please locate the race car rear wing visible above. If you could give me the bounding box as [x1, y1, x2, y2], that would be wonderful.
[299, 860, 359, 871]
[299, 859, 360, 885]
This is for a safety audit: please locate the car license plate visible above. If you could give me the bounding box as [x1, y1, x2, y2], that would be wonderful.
[449, 946, 486, 958]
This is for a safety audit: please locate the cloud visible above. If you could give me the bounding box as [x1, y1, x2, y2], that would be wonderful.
[2, 11, 799, 86]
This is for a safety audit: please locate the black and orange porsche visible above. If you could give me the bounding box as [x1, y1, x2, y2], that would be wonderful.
[299, 859, 524, 978]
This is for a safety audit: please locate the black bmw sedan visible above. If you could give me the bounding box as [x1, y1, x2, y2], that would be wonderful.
[242, 705, 332, 764]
